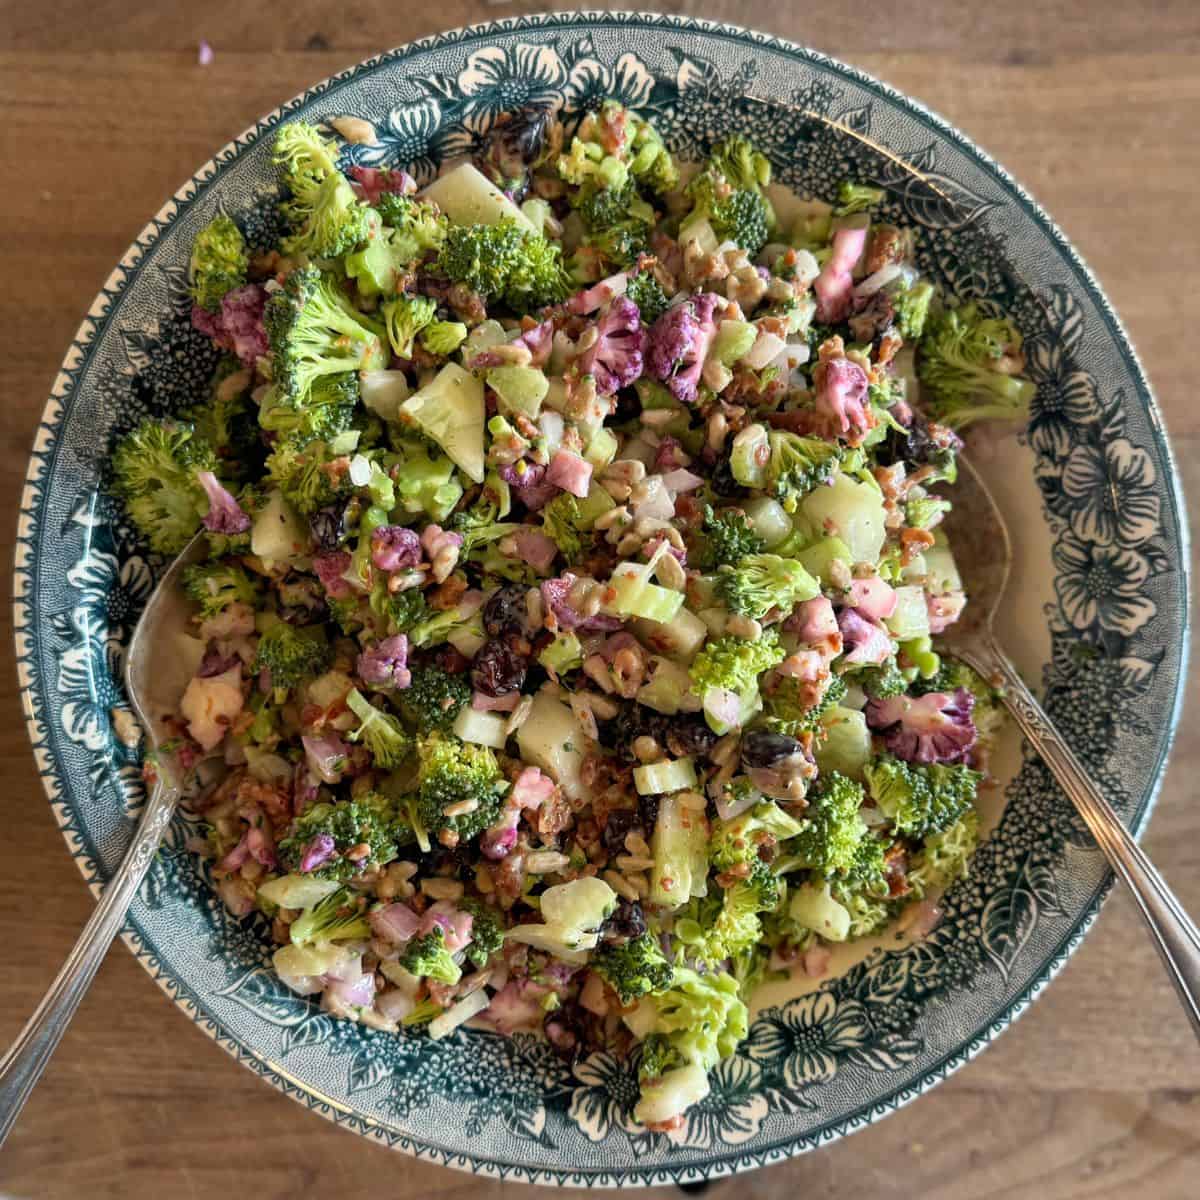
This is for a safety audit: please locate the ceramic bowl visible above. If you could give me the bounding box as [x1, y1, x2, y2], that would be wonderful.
[14, 12, 1188, 1186]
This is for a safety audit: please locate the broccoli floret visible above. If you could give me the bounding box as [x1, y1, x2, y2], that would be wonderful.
[709, 802, 806, 874]
[273, 121, 340, 182]
[591, 932, 675, 1004]
[624, 269, 670, 325]
[182, 559, 259, 619]
[539, 492, 589, 565]
[407, 601, 484, 651]
[862, 754, 980, 839]
[833, 180, 885, 216]
[345, 688, 411, 769]
[852, 658, 908, 700]
[575, 177, 654, 231]
[637, 1034, 683, 1082]
[436, 220, 569, 315]
[112, 419, 217, 554]
[682, 135, 774, 256]
[696, 505, 766, 571]
[765, 431, 843, 511]
[792, 772, 869, 878]
[374, 192, 448, 265]
[691, 860, 782, 968]
[689, 628, 785, 699]
[382, 294, 437, 357]
[278, 793, 400, 882]
[415, 732, 507, 843]
[907, 809, 980, 900]
[259, 373, 359, 447]
[633, 967, 747, 1074]
[253, 623, 332, 693]
[714, 553, 819, 621]
[917, 302, 1035, 430]
[558, 101, 678, 197]
[420, 320, 468, 357]
[188, 214, 248, 312]
[264, 437, 348, 515]
[287, 887, 372, 946]
[401, 664, 471, 733]
[458, 897, 506, 969]
[398, 927, 462, 985]
[367, 580, 427, 636]
[762, 674, 848, 737]
[894, 280, 934, 340]
[273, 123, 370, 258]
[904, 492, 951, 530]
[449, 501, 520, 555]
[264, 266, 388, 409]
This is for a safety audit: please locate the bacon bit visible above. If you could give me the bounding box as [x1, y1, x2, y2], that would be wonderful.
[430, 575, 467, 611]
[876, 330, 903, 365]
[715, 863, 752, 888]
[900, 526, 936, 565]
[863, 225, 906, 276]
[884, 843, 911, 898]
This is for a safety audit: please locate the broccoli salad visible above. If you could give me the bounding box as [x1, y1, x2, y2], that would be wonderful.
[113, 101, 1031, 1130]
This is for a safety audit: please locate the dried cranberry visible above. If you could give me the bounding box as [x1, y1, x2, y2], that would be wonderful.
[471, 640, 527, 696]
[601, 899, 647, 945]
[666, 716, 719, 760]
[483, 583, 529, 639]
[602, 807, 641, 855]
[711, 453, 748, 499]
[638, 793, 660, 833]
[741, 730, 804, 770]
[309, 501, 350, 551]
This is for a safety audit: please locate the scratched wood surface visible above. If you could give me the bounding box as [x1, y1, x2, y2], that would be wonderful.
[1, 3, 1198, 1196]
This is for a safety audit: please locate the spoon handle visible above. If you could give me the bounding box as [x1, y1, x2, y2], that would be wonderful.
[0, 780, 178, 1147]
[956, 638, 1200, 1039]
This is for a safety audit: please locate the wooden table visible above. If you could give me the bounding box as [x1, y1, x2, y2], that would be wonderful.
[1, 2, 1198, 1195]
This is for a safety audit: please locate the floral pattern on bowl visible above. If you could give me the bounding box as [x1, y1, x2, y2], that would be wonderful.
[13, 13, 1188, 1187]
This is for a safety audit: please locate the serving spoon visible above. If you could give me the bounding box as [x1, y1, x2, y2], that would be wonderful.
[0, 533, 207, 1146]
[941, 457, 1200, 1036]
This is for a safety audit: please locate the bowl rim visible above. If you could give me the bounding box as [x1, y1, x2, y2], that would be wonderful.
[12, 10, 1191, 1186]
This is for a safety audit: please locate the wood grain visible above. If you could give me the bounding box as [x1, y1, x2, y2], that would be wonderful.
[1, 3, 1198, 1195]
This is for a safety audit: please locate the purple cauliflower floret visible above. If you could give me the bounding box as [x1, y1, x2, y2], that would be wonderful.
[576, 297, 646, 395]
[196, 470, 251, 534]
[356, 634, 412, 690]
[191, 284, 269, 367]
[370, 525, 422, 572]
[816, 357, 871, 438]
[499, 460, 560, 511]
[298, 833, 336, 873]
[645, 292, 721, 403]
[865, 687, 978, 764]
[837, 607, 893, 665]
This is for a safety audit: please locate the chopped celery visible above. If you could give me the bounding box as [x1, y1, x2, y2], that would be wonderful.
[487, 365, 549, 419]
[886, 585, 931, 641]
[650, 792, 709, 907]
[634, 757, 698, 796]
[815, 706, 872, 780]
[604, 561, 685, 623]
[539, 631, 583, 675]
[800, 474, 886, 565]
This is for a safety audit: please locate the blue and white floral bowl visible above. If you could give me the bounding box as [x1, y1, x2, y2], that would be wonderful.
[13, 13, 1189, 1186]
